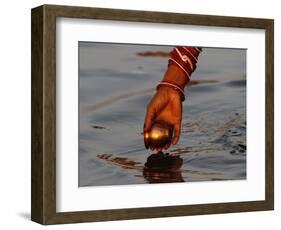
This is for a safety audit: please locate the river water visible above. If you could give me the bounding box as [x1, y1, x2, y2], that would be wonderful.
[78, 42, 246, 187]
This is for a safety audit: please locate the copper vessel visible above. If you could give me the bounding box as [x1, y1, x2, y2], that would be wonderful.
[144, 120, 173, 150]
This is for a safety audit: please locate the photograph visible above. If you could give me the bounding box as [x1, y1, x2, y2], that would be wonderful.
[78, 42, 247, 187]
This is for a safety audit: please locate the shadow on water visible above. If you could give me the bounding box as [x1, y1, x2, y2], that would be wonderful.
[97, 152, 184, 184]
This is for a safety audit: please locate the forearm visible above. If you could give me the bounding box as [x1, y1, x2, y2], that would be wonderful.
[162, 64, 188, 89]
[161, 47, 201, 89]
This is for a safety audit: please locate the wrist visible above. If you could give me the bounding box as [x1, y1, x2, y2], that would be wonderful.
[156, 82, 185, 101]
[162, 64, 189, 89]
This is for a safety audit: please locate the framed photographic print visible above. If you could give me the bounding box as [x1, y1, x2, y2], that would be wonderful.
[31, 4, 274, 225]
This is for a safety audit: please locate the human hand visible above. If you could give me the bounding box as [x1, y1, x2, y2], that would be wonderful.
[142, 47, 201, 151]
[143, 85, 182, 151]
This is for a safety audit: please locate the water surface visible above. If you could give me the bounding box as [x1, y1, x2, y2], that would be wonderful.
[79, 43, 246, 187]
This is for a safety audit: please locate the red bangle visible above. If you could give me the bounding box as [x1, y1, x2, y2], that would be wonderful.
[156, 81, 185, 101]
[168, 47, 201, 80]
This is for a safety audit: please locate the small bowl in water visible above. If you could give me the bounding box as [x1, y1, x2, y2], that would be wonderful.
[144, 120, 173, 150]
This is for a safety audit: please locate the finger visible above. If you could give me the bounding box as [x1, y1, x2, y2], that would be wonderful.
[172, 122, 181, 145]
[144, 139, 149, 149]
[144, 106, 155, 132]
[172, 99, 182, 145]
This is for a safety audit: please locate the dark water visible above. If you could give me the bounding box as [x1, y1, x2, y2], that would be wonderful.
[78, 43, 246, 187]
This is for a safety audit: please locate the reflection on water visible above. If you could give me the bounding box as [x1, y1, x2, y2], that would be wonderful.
[143, 152, 184, 183]
[79, 43, 247, 187]
[97, 152, 184, 183]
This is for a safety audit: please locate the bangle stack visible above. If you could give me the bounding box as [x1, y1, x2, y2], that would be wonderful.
[156, 81, 185, 101]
